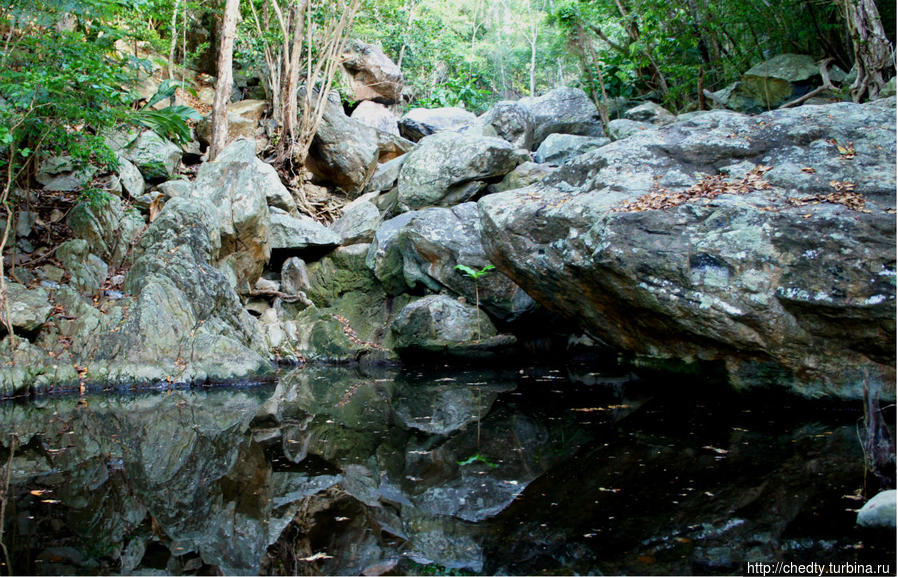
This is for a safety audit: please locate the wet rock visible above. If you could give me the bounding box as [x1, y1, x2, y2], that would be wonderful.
[189, 138, 275, 289]
[0, 282, 51, 334]
[533, 133, 609, 165]
[304, 244, 379, 307]
[123, 130, 182, 183]
[350, 101, 400, 135]
[390, 295, 515, 358]
[57, 239, 108, 294]
[399, 107, 478, 142]
[479, 101, 896, 399]
[396, 132, 527, 211]
[519, 86, 604, 148]
[67, 195, 145, 270]
[329, 195, 382, 244]
[856, 490, 896, 529]
[481, 100, 535, 150]
[342, 39, 403, 104]
[624, 101, 677, 125]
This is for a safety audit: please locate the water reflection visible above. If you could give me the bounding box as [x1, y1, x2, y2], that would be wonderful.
[0, 365, 892, 575]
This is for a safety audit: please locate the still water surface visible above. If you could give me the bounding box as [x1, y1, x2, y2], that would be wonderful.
[0, 364, 893, 575]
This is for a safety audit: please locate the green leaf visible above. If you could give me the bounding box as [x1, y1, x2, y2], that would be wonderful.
[457, 453, 499, 468]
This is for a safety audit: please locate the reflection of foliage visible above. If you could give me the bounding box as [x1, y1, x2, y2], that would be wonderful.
[457, 453, 499, 468]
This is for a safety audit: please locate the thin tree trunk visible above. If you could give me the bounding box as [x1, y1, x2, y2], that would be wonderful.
[168, 0, 181, 80]
[209, 0, 240, 161]
[841, 0, 894, 102]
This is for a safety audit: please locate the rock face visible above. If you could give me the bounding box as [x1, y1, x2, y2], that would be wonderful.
[189, 139, 274, 290]
[481, 101, 535, 150]
[533, 134, 610, 165]
[606, 118, 653, 141]
[399, 107, 478, 142]
[350, 101, 400, 135]
[123, 130, 182, 183]
[396, 132, 528, 211]
[479, 101, 896, 399]
[342, 39, 403, 104]
[269, 208, 341, 251]
[491, 161, 556, 193]
[519, 86, 604, 148]
[304, 94, 381, 195]
[856, 490, 897, 529]
[67, 195, 145, 269]
[624, 101, 677, 125]
[197, 99, 267, 148]
[0, 282, 51, 334]
[740, 53, 820, 108]
[390, 295, 501, 354]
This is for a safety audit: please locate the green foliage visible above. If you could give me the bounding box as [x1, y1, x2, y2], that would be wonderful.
[457, 453, 498, 468]
[454, 263, 495, 280]
[132, 105, 202, 146]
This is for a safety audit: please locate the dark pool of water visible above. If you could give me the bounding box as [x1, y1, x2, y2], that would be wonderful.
[0, 363, 893, 575]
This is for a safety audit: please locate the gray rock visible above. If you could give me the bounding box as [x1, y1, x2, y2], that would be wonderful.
[281, 257, 311, 296]
[624, 101, 677, 125]
[351, 101, 399, 135]
[856, 490, 896, 529]
[519, 86, 604, 148]
[0, 282, 51, 333]
[304, 244, 379, 307]
[156, 179, 193, 200]
[390, 295, 503, 354]
[36, 156, 97, 192]
[67, 195, 145, 270]
[606, 118, 654, 141]
[189, 138, 274, 290]
[393, 203, 536, 321]
[366, 156, 406, 193]
[880, 77, 896, 99]
[481, 101, 535, 150]
[342, 39, 403, 104]
[491, 162, 556, 193]
[269, 208, 340, 251]
[366, 211, 417, 295]
[304, 92, 380, 195]
[197, 99, 268, 149]
[399, 107, 478, 142]
[705, 82, 758, 113]
[396, 132, 528, 211]
[479, 101, 896, 399]
[533, 133, 610, 165]
[330, 197, 382, 245]
[740, 53, 821, 108]
[116, 155, 146, 198]
[57, 240, 108, 294]
[123, 130, 182, 183]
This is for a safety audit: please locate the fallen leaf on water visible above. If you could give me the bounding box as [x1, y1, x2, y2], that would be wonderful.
[299, 552, 333, 562]
[29, 489, 51, 496]
[702, 446, 728, 454]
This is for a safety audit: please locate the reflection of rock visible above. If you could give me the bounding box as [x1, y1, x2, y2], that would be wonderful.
[393, 381, 512, 436]
[857, 490, 897, 529]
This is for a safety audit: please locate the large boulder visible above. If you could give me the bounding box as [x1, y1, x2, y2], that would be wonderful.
[67, 194, 145, 270]
[491, 161, 556, 193]
[0, 282, 51, 334]
[329, 195, 382, 245]
[519, 86, 604, 148]
[606, 118, 654, 141]
[390, 203, 535, 321]
[350, 101, 400, 135]
[533, 134, 609, 165]
[304, 93, 380, 195]
[57, 239, 108, 294]
[365, 155, 406, 193]
[740, 54, 821, 109]
[269, 208, 341, 251]
[396, 132, 528, 211]
[623, 101, 677, 125]
[197, 99, 268, 150]
[189, 139, 274, 290]
[856, 490, 896, 529]
[390, 295, 515, 357]
[479, 102, 896, 399]
[36, 156, 97, 192]
[123, 130, 182, 183]
[481, 101, 535, 150]
[399, 107, 478, 142]
[341, 39, 403, 104]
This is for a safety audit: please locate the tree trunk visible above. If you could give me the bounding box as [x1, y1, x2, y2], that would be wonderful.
[168, 0, 181, 80]
[209, 0, 240, 161]
[841, 0, 894, 102]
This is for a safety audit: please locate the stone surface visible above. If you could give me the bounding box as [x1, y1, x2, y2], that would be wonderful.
[350, 101, 400, 135]
[740, 53, 821, 108]
[491, 161, 556, 193]
[533, 133, 610, 165]
[479, 101, 896, 399]
[396, 132, 528, 211]
[330, 196, 382, 245]
[36, 157, 97, 192]
[281, 257, 311, 297]
[57, 239, 108, 294]
[366, 156, 406, 193]
[304, 93, 381, 195]
[123, 130, 182, 183]
[304, 244, 379, 307]
[67, 195, 145, 270]
[342, 39, 403, 104]
[481, 101, 535, 150]
[624, 101, 677, 125]
[116, 155, 146, 198]
[0, 282, 51, 333]
[856, 490, 897, 529]
[519, 86, 604, 148]
[390, 295, 507, 355]
[197, 99, 267, 148]
[399, 107, 478, 142]
[189, 139, 275, 289]
[269, 208, 341, 251]
[606, 118, 654, 141]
